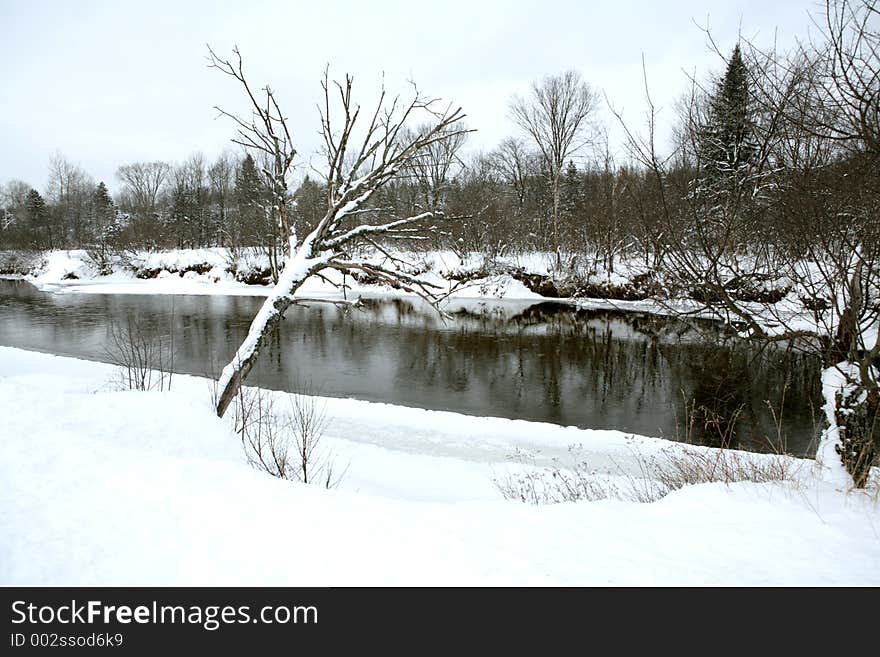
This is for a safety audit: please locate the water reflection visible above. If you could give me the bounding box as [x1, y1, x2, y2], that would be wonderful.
[0, 280, 823, 455]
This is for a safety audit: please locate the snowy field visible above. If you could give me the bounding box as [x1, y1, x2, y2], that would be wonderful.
[1, 346, 878, 586]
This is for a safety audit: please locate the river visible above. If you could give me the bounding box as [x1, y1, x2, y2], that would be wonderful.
[0, 279, 824, 455]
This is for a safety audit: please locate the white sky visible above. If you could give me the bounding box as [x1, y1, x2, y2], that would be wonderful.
[1, 0, 822, 195]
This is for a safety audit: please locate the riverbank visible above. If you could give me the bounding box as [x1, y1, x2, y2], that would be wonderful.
[1, 248, 545, 299]
[0, 247, 731, 307]
[1, 247, 838, 341]
[1, 346, 877, 585]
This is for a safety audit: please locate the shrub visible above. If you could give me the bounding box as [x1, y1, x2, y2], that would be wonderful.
[232, 385, 345, 488]
[105, 317, 174, 391]
[494, 443, 801, 505]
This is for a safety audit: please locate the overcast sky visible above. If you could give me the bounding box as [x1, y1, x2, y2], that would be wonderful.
[1, 0, 822, 195]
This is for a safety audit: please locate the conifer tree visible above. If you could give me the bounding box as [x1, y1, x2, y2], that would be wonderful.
[292, 176, 326, 241]
[234, 153, 282, 278]
[698, 44, 756, 184]
[169, 181, 191, 249]
[234, 153, 266, 245]
[92, 182, 115, 230]
[92, 182, 119, 267]
[25, 189, 50, 249]
[560, 160, 582, 224]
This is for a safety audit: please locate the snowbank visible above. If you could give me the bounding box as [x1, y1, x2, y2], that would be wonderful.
[1, 346, 877, 586]
[14, 248, 546, 301]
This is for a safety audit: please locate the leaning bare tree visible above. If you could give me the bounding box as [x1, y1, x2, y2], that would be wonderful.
[208, 47, 468, 417]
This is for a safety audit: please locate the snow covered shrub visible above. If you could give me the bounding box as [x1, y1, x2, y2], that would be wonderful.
[85, 246, 114, 276]
[651, 447, 799, 491]
[493, 448, 626, 504]
[105, 317, 175, 392]
[227, 247, 274, 286]
[232, 386, 344, 488]
[0, 250, 43, 275]
[495, 444, 800, 505]
[494, 447, 667, 504]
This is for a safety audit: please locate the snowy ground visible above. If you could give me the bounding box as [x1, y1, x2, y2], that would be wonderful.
[1, 346, 878, 586]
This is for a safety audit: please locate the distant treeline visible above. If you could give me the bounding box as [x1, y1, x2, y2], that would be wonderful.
[1, 3, 877, 279]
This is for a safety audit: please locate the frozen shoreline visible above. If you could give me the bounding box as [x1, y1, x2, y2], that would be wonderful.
[1, 346, 877, 585]
[1, 247, 731, 326]
[4, 248, 543, 300]
[3, 248, 837, 336]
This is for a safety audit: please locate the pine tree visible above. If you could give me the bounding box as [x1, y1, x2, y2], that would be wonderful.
[698, 44, 756, 184]
[169, 181, 190, 249]
[92, 182, 119, 268]
[234, 154, 266, 246]
[560, 160, 582, 222]
[234, 154, 281, 279]
[292, 176, 326, 241]
[92, 182, 115, 232]
[25, 189, 50, 249]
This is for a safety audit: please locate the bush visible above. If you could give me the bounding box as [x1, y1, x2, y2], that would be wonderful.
[494, 443, 801, 505]
[0, 250, 43, 276]
[105, 317, 175, 391]
[232, 385, 345, 488]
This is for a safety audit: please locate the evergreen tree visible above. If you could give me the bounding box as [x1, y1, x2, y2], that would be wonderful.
[25, 189, 50, 249]
[234, 154, 266, 246]
[698, 44, 756, 184]
[92, 182, 115, 232]
[91, 182, 120, 266]
[560, 160, 582, 222]
[169, 181, 189, 249]
[292, 176, 326, 241]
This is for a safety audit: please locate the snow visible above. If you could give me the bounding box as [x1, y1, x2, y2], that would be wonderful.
[137, 247, 229, 272]
[818, 363, 866, 488]
[31, 250, 91, 283]
[1, 346, 878, 586]
[18, 248, 549, 302]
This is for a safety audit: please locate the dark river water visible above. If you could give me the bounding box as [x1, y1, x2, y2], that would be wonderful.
[0, 279, 824, 455]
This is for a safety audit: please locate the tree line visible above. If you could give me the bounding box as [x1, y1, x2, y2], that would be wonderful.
[1, 4, 875, 286]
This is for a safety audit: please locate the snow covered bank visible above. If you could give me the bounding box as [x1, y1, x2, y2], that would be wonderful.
[1, 346, 877, 585]
[2, 249, 839, 339]
[4, 248, 545, 301]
